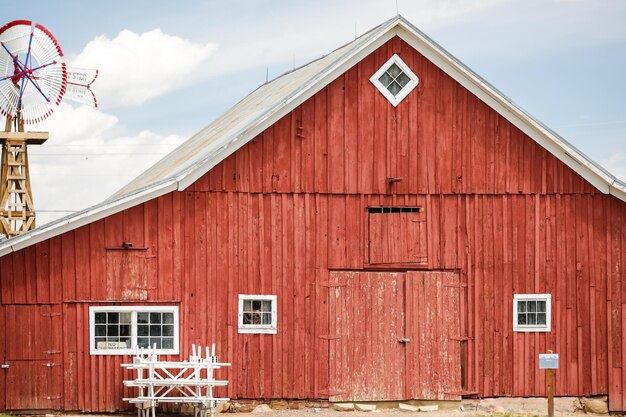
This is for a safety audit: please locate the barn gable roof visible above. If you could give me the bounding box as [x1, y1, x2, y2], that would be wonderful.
[1, 15, 625, 257]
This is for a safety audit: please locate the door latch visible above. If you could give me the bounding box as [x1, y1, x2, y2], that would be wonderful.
[398, 337, 411, 343]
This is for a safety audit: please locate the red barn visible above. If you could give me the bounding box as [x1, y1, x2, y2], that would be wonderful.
[1, 15, 626, 412]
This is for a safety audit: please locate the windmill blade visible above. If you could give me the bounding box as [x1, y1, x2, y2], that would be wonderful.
[65, 67, 98, 107]
[0, 20, 66, 123]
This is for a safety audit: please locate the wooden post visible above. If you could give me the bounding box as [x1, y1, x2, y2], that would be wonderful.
[547, 349, 554, 417]
[547, 368, 555, 417]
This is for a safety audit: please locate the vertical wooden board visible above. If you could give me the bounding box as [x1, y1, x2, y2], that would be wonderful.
[314, 89, 328, 193]
[357, 53, 375, 194]
[435, 70, 453, 194]
[221, 153, 237, 192]
[24, 246, 37, 303]
[35, 242, 50, 304]
[273, 114, 292, 193]
[74, 226, 91, 300]
[194, 192, 208, 345]
[282, 193, 295, 396]
[440, 196, 458, 268]
[0, 252, 13, 304]
[299, 98, 316, 193]
[372, 43, 389, 194]
[344, 66, 359, 193]
[327, 195, 347, 269]
[248, 134, 264, 192]
[235, 136, 250, 192]
[407, 48, 423, 193]
[48, 236, 63, 304]
[419, 55, 437, 193]
[156, 194, 174, 300]
[89, 221, 106, 300]
[327, 74, 345, 193]
[293, 194, 306, 395]
[62, 304, 78, 410]
[261, 125, 275, 193]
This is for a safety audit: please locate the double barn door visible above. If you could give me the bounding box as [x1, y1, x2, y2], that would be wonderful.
[328, 271, 462, 401]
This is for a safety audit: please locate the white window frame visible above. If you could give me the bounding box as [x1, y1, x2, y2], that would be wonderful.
[89, 305, 179, 355]
[238, 294, 277, 334]
[370, 54, 419, 107]
[513, 294, 551, 332]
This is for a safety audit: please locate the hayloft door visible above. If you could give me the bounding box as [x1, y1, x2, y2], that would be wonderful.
[404, 271, 462, 400]
[328, 271, 406, 401]
[4, 304, 62, 410]
[328, 271, 462, 401]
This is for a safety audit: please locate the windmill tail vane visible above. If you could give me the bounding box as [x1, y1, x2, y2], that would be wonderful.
[64, 67, 99, 108]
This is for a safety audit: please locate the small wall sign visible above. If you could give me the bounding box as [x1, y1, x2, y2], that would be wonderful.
[539, 353, 559, 369]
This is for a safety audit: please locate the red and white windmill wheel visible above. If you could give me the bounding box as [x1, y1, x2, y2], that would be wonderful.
[0, 20, 67, 124]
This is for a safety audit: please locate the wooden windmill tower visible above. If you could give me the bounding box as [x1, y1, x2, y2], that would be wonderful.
[0, 20, 98, 238]
[0, 116, 48, 236]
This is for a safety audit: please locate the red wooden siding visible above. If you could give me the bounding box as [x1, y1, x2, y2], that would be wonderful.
[0, 35, 625, 411]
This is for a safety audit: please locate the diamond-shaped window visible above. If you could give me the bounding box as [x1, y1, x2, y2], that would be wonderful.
[370, 54, 419, 106]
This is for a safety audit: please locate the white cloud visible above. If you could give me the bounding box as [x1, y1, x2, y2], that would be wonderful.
[71, 29, 217, 107]
[29, 103, 185, 225]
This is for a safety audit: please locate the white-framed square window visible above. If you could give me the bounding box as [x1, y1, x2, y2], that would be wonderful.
[89, 305, 179, 355]
[238, 294, 277, 334]
[370, 54, 419, 106]
[513, 294, 551, 332]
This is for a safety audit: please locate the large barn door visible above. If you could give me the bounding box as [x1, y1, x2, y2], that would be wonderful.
[405, 271, 462, 400]
[4, 305, 62, 411]
[328, 271, 405, 401]
[328, 270, 462, 401]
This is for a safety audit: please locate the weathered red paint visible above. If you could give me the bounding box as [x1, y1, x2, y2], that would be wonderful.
[0, 36, 625, 412]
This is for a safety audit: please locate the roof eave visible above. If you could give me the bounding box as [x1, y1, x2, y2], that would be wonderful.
[0, 179, 178, 257]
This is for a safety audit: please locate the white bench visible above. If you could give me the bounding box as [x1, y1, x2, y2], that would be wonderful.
[122, 344, 231, 417]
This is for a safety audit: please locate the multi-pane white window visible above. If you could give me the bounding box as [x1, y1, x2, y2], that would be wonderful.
[238, 294, 277, 334]
[370, 54, 419, 106]
[513, 294, 551, 332]
[89, 306, 179, 355]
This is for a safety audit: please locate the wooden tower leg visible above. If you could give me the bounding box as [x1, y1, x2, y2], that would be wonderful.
[0, 116, 48, 238]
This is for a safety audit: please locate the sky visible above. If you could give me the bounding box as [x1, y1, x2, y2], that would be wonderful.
[3, 0, 626, 225]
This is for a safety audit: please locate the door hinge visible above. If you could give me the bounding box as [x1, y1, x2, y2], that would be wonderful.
[45, 349, 61, 355]
[319, 281, 347, 288]
[46, 395, 62, 400]
[319, 335, 341, 340]
[43, 362, 59, 367]
[1, 364, 9, 369]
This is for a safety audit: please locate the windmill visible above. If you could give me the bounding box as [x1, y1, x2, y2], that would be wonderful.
[0, 20, 97, 238]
